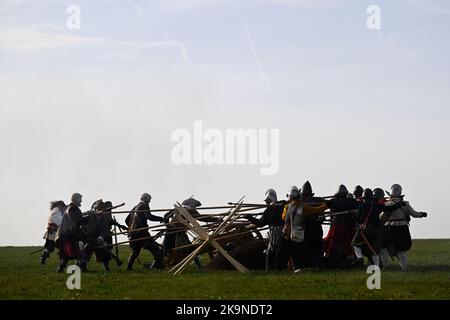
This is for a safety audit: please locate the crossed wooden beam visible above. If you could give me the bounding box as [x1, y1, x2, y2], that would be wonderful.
[168, 199, 249, 276]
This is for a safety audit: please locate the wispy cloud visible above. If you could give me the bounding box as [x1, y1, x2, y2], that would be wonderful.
[405, 0, 450, 16]
[239, 14, 271, 92]
[162, 0, 344, 9]
[0, 25, 101, 51]
[114, 39, 188, 62]
[0, 24, 188, 61]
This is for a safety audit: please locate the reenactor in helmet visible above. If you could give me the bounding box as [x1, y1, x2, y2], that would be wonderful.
[323, 184, 359, 268]
[125, 193, 164, 270]
[299, 181, 326, 268]
[83, 200, 125, 272]
[353, 185, 364, 202]
[247, 189, 287, 271]
[281, 185, 329, 272]
[56, 193, 90, 273]
[352, 188, 405, 267]
[380, 184, 428, 271]
[162, 197, 207, 269]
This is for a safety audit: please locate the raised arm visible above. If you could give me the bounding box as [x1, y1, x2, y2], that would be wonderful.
[144, 205, 164, 222]
[404, 202, 427, 218]
[303, 203, 328, 216]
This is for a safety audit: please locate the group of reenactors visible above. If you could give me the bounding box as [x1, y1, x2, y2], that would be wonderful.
[40, 182, 427, 273]
[41, 193, 203, 272]
[43, 194, 126, 272]
[252, 182, 427, 272]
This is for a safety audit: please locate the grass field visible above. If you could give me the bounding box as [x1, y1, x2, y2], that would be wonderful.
[0, 239, 449, 300]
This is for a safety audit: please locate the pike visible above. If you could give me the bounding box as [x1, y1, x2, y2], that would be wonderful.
[227, 202, 266, 207]
[165, 226, 270, 252]
[113, 217, 120, 258]
[108, 204, 264, 215]
[29, 247, 44, 255]
[169, 197, 249, 275]
[110, 209, 263, 237]
[103, 202, 125, 212]
[227, 195, 337, 207]
[360, 232, 377, 255]
[96, 220, 267, 251]
[322, 209, 359, 218]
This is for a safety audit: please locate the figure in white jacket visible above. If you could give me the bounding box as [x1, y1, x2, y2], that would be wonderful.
[40, 200, 66, 264]
[379, 184, 427, 271]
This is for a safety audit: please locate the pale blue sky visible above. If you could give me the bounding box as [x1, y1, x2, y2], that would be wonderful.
[1, 0, 449, 245]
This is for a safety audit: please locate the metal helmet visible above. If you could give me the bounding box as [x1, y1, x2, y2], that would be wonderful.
[362, 188, 373, 200]
[71, 193, 82, 202]
[353, 185, 364, 198]
[182, 197, 202, 208]
[301, 181, 314, 197]
[92, 199, 104, 211]
[264, 188, 277, 203]
[140, 193, 152, 202]
[287, 186, 299, 200]
[373, 188, 385, 200]
[390, 184, 403, 198]
[336, 184, 348, 197]
[71, 193, 82, 207]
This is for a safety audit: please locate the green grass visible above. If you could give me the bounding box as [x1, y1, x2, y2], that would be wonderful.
[1, 239, 449, 299]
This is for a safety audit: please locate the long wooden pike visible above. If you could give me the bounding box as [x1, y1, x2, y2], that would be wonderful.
[109, 204, 263, 237]
[170, 199, 249, 275]
[113, 218, 119, 258]
[168, 210, 210, 273]
[167, 202, 223, 273]
[177, 202, 248, 274]
[322, 209, 359, 218]
[95, 219, 257, 250]
[360, 232, 377, 255]
[29, 247, 45, 255]
[108, 203, 263, 215]
[165, 226, 270, 252]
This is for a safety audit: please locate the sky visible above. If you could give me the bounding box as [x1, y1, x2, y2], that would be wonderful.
[0, 0, 449, 245]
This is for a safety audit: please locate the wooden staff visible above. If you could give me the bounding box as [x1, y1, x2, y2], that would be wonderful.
[322, 209, 359, 218]
[360, 232, 376, 255]
[170, 200, 249, 275]
[110, 207, 263, 237]
[108, 203, 263, 215]
[137, 220, 255, 238]
[29, 247, 44, 255]
[113, 217, 120, 258]
[165, 226, 270, 253]
[104, 202, 125, 212]
[96, 218, 257, 250]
